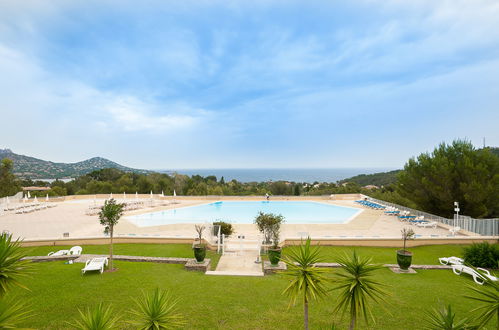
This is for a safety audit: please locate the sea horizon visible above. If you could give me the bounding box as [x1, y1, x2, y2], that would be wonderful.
[156, 167, 396, 183]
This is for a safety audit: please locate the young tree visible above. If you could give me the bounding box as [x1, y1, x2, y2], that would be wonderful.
[332, 251, 389, 330]
[281, 238, 330, 330]
[397, 140, 499, 218]
[254, 212, 285, 246]
[99, 198, 125, 271]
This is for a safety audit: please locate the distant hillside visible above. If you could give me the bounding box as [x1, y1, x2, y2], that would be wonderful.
[0, 149, 151, 179]
[340, 170, 401, 187]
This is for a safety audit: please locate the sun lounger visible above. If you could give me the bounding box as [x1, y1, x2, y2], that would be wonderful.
[451, 264, 498, 285]
[82, 257, 108, 274]
[439, 256, 463, 265]
[449, 227, 461, 235]
[69, 246, 83, 255]
[416, 221, 438, 228]
[48, 249, 70, 256]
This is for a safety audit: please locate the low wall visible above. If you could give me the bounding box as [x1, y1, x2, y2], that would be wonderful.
[20, 236, 498, 248]
[284, 237, 498, 247]
[21, 237, 196, 247]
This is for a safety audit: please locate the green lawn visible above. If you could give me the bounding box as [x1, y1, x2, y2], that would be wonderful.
[13, 244, 496, 329]
[23, 243, 221, 269]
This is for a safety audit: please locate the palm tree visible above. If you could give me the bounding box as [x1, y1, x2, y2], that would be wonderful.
[69, 302, 120, 330]
[0, 298, 32, 328]
[331, 251, 389, 330]
[281, 238, 331, 330]
[464, 276, 499, 330]
[0, 232, 33, 328]
[99, 198, 124, 271]
[0, 232, 32, 296]
[128, 288, 186, 329]
[423, 304, 477, 329]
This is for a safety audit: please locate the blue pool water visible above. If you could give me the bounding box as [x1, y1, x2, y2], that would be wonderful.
[125, 201, 362, 227]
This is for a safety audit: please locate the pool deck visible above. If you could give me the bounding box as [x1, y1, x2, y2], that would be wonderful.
[0, 195, 472, 241]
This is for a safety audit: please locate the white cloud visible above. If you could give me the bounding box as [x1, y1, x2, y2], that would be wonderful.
[105, 97, 207, 132]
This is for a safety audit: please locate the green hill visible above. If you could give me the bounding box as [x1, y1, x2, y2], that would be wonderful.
[0, 149, 151, 179]
[339, 169, 401, 187]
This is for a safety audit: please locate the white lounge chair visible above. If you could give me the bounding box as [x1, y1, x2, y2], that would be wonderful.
[439, 256, 464, 265]
[69, 246, 83, 255]
[416, 221, 438, 229]
[449, 226, 461, 235]
[451, 264, 498, 285]
[82, 257, 108, 274]
[48, 249, 70, 256]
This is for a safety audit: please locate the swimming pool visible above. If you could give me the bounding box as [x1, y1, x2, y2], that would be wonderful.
[125, 201, 362, 227]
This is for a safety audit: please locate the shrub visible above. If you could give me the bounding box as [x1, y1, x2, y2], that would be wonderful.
[254, 212, 284, 248]
[463, 242, 499, 268]
[212, 221, 234, 237]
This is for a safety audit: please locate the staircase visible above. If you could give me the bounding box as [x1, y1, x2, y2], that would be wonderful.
[206, 234, 264, 276]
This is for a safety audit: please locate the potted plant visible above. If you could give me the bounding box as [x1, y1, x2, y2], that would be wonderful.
[397, 227, 415, 270]
[254, 212, 285, 266]
[193, 224, 206, 263]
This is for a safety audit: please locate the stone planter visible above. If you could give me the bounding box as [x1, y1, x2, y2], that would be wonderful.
[268, 248, 282, 266]
[397, 250, 413, 270]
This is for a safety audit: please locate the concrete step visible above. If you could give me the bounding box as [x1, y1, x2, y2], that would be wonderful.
[205, 270, 264, 277]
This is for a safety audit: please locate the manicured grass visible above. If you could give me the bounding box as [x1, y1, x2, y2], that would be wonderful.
[22, 243, 221, 269]
[285, 244, 470, 265]
[12, 260, 498, 329]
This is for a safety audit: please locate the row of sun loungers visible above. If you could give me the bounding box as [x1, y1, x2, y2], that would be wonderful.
[355, 200, 385, 209]
[85, 201, 148, 215]
[439, 256, 497, 285]
[356, 200, 442, 230]
[4, 203, 57, 212]
[14, 203, 58, 214]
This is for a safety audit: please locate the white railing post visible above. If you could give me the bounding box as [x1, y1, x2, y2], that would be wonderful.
[217, 226, 221, 254]
[221, 234, 225, 255]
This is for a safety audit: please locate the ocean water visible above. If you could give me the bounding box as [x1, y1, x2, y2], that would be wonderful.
[126, 201, 363, 226]
[159, 168, 392, 183]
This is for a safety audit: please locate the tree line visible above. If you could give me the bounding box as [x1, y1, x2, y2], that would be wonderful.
[1, 140, 498, 218]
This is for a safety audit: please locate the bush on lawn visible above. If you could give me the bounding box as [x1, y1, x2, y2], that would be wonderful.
[463, 242, 499, 268]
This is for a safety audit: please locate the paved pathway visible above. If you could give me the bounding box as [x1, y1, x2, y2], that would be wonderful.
[206, 251, 264, 276]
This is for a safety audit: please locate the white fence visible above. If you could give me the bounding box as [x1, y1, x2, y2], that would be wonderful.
[366, 195, 499, 236]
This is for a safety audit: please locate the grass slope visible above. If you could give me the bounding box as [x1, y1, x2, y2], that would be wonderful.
[14, 244, 497, 329]
[12, 260, 497, 329]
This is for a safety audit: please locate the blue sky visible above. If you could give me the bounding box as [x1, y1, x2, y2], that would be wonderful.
[1, 0, 498, 169]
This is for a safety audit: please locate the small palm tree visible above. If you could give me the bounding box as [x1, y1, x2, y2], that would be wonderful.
[69, 302, 120, 330]
[128, 288, 186, 329]
[0, 232, 33, 296]
[464, 276, 499, 329]
[281, 238, 331, 330]
[99, 199, 125, 271]
[0, 298, 32, 328]
[331, 251, 389, 330]
[423, 304, 477, 329]
[0, 232, 33, 328]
